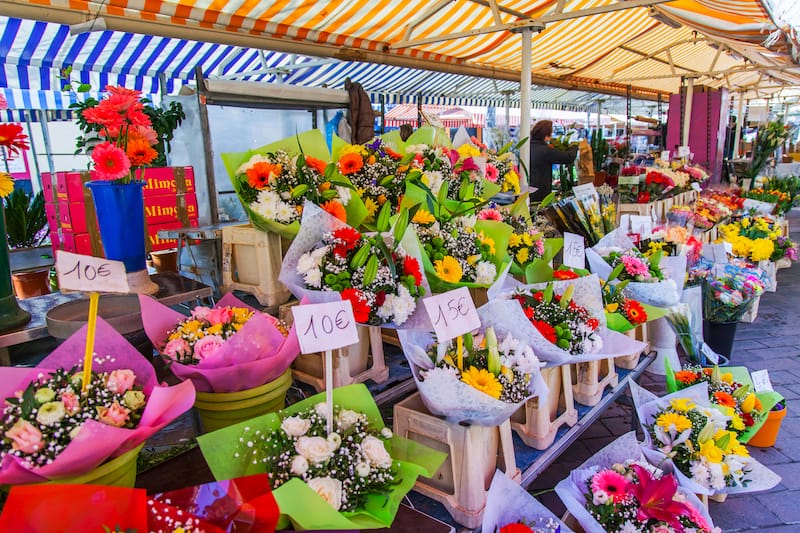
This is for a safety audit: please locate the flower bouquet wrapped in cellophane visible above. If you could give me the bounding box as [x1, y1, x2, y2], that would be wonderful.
[221, 129, 368, 239]
[138, 292, 300, 393]
[665, 362, 784, 444]
[196, 384, 446, 531]
[483, 470, 572, 533]
[489, 275, 647, 365]
[600, 276, 666, 334]
[555, 432, 719, 533]
[0, 319, 195, 485]
[630, 381, 780, 496]
[278, 201, 430, 328]
[702, 267, 765, 322]
[398, 317, 547, 426]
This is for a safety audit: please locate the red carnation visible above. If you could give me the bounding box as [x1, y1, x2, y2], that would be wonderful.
[533, 291, 544, 302]
[402, 255, 423, 285]
[587, 317, 600, 330]
[341, 288, 372, 324]
[532, 320, 557, 344]
[332, 227, 361, 257]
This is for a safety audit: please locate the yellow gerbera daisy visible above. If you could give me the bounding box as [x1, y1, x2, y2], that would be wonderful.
[457, 144, 481, 159]
[461, 366, 503, 399]
[655, 411, 692, 433]
[478, 232, 496, 256]
[669, 398, 696, 412]
[434, 256, 463, 283]
[412, 209, 436, 225]
[0, 172, 13, 198]
[698, 440, 724, 463]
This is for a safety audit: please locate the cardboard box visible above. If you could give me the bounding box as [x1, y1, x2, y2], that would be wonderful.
[138, 167, 196, 197]
[147, 219, 199, 252]
[41, 172, 62, 203]
[44, 203, 58, 232]
[56, 171, 89, 203]
[144, 192, 199, 225]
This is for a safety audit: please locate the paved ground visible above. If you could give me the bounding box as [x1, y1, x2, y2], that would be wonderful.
[531, 223, 800, 532]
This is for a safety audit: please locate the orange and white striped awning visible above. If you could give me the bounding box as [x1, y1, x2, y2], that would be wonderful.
[0, 0, 797, 100]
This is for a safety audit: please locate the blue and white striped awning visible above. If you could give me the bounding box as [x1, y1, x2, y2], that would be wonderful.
[0, 15, 652, 115]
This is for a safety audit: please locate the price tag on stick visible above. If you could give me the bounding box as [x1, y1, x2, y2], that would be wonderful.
[562, 232, 586, 269]
[751, 369, 774, 392]
[422, 287, 480, 342]
[292, 300, 360, 435]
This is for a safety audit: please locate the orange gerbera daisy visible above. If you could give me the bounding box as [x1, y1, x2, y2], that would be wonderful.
[623, 299, 647, 324]
[337, 152, 364, 175]
[305, 155, 328, 175]
[674, 370, 700, 385]
[126, 138, 158, 167]
[246, 162, 281, 189]
[321, 200, 347, 222]
[713, 391, 737, 408]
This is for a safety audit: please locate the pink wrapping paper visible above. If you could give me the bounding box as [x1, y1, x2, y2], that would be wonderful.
[139, 293, 301, 393]
[0, 318, 195, 485]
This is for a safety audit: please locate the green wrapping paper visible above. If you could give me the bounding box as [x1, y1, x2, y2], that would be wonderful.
[196, 384, 446, 530]
[221, 130, 368, 239]
[664, 362, 784, 443]
[604, 303, 666, 333]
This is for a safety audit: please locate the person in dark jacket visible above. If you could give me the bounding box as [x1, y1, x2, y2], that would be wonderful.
[528, 120, 578, 202]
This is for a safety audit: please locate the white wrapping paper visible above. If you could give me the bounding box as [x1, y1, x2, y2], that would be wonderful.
[630, 381, 781, 496]
[483, 470, 572, 533]
[278, 202, 432, 329]
[554, 432, 715, 533]
[486, 277, 647, 366]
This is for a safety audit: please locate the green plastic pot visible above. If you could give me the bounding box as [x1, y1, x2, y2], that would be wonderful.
[194, 368, 293, 432]
[42, 443, 144, 488]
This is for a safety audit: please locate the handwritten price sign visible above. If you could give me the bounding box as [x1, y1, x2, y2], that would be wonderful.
[291, 300, 360, 354]
[562, 232, 585, 269]
[56, 251, 129, 293]
[422, 287, 480, 341]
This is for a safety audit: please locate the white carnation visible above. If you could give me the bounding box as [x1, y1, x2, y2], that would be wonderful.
[304, 268, 322, 288]
[297, 252, 318, 275]
[474, 261, 497, 285]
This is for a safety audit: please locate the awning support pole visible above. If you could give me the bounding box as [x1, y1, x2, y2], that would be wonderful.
[519, 28, 532, 174]
[681, 77, 694, 148]
[733, 92, 744, 158]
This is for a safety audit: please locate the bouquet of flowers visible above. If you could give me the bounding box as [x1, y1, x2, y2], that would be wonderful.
[483, 470, 570, 533]
[744, 120, 791, 179]
[717, 215, 781, 262]
[617, 167, 644, 203]
[196, 384, 446, 530]
[680, 164, 709, 185]
[597, 184, 617, 234]
[742, 188, 792, 215]
[280, 202, 428, 327]
[139, 293, 300, 393]
[403, 143, 457, 199]
[222, 130, 367, 238]
[398, 323, 546, 426]
[334, 139, 404, 226]
[702, 268, 765, 322]
[555, 433, 718, 533]
[772, 234, 798, 263]
[0, 319, 194, 484]
[600, 248, 664, 283]
[484, 144, 523, 195]
[600, 277, 656, 333]
[665, 364, 783, 443]
[643, 170, 675, 201]
[631, 382, 780, 495]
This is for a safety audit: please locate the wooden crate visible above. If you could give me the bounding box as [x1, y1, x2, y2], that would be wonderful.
[221, 224, 291, 307]
[739, 295, 760, 323]
[510, 365, 578, 450]
[616, 322, 650, 370]
[393, 393, 520, 529]
[279, 301, 389, 391]
[571, 357, 619, 406]
[616, 202, 651, 223]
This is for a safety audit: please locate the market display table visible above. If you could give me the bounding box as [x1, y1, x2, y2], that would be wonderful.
[9, 245, 55, 273]
[0, 272, 213, 365]
[136, 447, 456, 533]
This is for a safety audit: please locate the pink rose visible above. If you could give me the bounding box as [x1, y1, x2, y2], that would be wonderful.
[193, 334, 225, 360]
[97, 401, 130, 427]
[191, 306, 211, 320]
[163, 338, 190, 360]
[207, 307, 233, 326]
[61, 391, 80, 415]
[105, 369, 136, 394]
[5, 420, 44, 454]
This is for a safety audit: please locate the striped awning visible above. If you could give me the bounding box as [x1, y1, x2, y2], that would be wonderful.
[383, 104, 486, 128]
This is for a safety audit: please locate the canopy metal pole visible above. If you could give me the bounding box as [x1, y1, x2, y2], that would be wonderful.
[681, 77, 694, 148]
[732, 92, 744, 158]
[519, 28, 532, 172]
[504, 92, 511, 135]
[23, 113, 42, 194]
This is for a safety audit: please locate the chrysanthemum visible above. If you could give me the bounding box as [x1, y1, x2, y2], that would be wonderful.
[412, 209, 436, 225]
[461, 366, 502, 399]
[433, 256, 463, 283]
[363, 197, 379, 219]
[91, 141, 131, 181]
[337, 152, 364, 175]
[590, 469, 629, 503]
[669, 398, 695, 412]
[656, 411, 692, 433]
[322, 200, 347, 222]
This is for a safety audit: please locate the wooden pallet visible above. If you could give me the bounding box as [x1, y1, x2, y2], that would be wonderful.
[510, 365, 578, 450]
[394, 393, 520, 529]
[615, 322, 650, 370]
[571, 357, 619, 407]
[221, 224, 291, 307]
[279, 301, 389, 391]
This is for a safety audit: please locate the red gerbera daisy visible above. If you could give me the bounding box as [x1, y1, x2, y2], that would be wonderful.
[499, 524, 534, 533]
[532, 320, 557, 344]
[623, 299, 647, 324]
[341, 288, 371, 323]
[552, 269, 579, 280]
[331, 227, 361, 258]
[402, 255, 422, 286]
[91, 141, 131, 181]
[82, 106, 126, 131]
[0, 123, 30, 158]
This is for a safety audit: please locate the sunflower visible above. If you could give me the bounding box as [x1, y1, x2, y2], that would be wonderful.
[461, 366, 503, 399]
[337, 152, 364, 175]
[0, 172, 13, 198]
[433, 256, 463, 283]
[655, 411, 692, 433]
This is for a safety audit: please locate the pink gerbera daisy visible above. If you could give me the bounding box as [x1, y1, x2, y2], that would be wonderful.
[484, 163, 499, 182]
[590, 469, 630, 503]
[620, 255, 650, 278]
[91, 141, 131, 181]
[477, 208, 503, 221]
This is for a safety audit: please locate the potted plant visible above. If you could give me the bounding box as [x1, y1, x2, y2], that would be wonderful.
[4, 188, 50, 298]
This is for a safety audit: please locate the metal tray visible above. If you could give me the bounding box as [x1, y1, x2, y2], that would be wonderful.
[46, 294, 143, 339]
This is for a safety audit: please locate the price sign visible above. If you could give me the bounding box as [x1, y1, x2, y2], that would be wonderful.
[562, 232, 585, 269]
[572, 183, 596, 198]
[678, 146, 690, 157]
[291, 300, 360, 354]
[751, 369, 774, 392]
[742, 198, 775, 215]
[56, 251, 129, 293]
[691, 182, 702, 192]
[660, 150, 670, 161]
[700, 342, 720, 364]
[423, 287, 480, 342]
[630, 215, 653, 239]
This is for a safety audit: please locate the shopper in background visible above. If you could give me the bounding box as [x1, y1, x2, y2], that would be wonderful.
[529, 120, 578, 202]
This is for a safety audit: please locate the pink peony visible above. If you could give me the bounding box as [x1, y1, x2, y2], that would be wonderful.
[206, 307, 233, 326]
[191, 306, 211, 320]
[484, 164, 499, 182]
[60, 391, 80, 415]
[163, 338, 190, 360]
[105, 369, 136, 394]
[97, 401, 130, 427]
[193, 334, 226, 360]
[6, 420, 44, 454]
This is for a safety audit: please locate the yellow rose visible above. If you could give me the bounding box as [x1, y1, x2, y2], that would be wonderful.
[605, 303, 619, 313]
